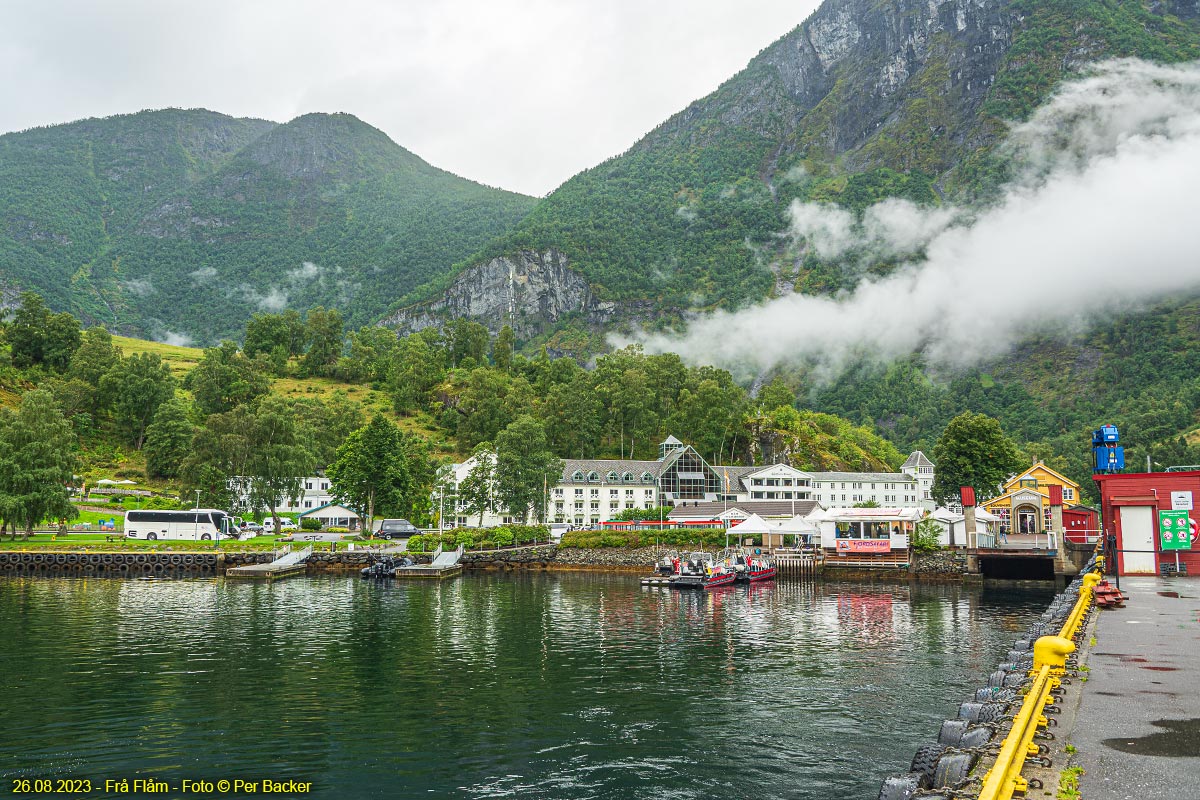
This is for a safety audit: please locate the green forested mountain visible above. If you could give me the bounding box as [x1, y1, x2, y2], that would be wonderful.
[0, 109, 535, 343]
[430, 0, 1198, 309]
[394, 0, 1200, 493]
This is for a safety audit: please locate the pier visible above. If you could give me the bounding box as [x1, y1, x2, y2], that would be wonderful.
[225, 545, 312, 581]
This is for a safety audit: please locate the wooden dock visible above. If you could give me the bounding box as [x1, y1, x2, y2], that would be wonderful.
[226, 545, 312, 582]
[773, 551, 821, 577]
[391, 563, 463, 579]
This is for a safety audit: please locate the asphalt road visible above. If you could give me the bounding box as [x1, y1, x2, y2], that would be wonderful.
[1066, 576, 1200, 799]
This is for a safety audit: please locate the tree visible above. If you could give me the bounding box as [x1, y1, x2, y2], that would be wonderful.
[184, 341, 271, 416]
[144, 398, 195, 478]
[492, 325, 515, 372]
[289, 393, 365, 470]
[389, 332, 446, 414]
[7, 292, 81, 371]
[447, 319, 489, 367]
[458, 443, 497, 527]
[0, 390, 78, 538]
[756, 377, 795, 412]
[243, 397, 317, 530]
[493, 416, 562, 523]
[930, 412, 1025, 506]
[98, 352, 176, 449]
[301, 306, 344, 377]
[327, 416, 410, 534]
[69, 326, 122, 387]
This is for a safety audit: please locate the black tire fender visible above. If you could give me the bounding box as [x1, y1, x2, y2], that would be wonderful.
[877, 772, 923, 800]
[931, 752, 977, 788]
[909, 743, 943, 783]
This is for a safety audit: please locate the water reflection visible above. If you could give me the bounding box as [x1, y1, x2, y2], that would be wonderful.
[0, 574, 1051, 799]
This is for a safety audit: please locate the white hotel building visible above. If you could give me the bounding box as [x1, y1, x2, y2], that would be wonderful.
[440, 436, 934, 527]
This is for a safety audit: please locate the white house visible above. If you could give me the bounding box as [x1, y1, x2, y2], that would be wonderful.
[298, 503, 362, 530]
[229, 474, 337, 516]
[436, 436, 936, 528]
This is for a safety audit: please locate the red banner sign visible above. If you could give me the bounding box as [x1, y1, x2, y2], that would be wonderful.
[836, 539, 892, 553]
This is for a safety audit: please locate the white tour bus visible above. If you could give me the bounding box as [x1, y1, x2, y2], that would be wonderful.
[125, 509, 236, 541]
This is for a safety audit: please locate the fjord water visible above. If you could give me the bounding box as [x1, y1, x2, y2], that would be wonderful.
[0, 574, 1050, 798]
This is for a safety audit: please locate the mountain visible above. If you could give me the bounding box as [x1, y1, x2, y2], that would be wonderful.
[381, 0, 1200, 490]
[392, 0, 1200, 334]
[0, 109, 535, 342]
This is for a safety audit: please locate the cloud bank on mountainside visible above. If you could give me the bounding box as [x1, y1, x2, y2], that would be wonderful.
[634, 59, 1200, 375]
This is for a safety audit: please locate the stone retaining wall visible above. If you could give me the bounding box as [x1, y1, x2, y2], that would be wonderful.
[912, 549, 970, 578]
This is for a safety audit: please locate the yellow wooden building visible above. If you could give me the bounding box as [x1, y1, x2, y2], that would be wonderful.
[981, 463, 1082, 535]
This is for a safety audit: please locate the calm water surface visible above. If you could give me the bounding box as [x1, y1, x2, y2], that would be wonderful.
[0, 573, 1052, 798]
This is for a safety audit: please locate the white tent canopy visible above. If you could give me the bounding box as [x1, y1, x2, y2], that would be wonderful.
[728, 513, 772, 535]
[814, 507, 925, 523]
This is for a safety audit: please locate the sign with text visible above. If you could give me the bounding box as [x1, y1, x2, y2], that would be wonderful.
[836, 538, 892, 554]
[1158, 510, 1192, 551]
[1170, 491, 1193, 511]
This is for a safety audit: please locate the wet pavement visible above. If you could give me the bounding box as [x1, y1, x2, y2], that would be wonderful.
[1067, 576, 1200, 799]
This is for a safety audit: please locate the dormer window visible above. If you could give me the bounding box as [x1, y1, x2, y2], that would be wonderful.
[607, 471, 619, 482]
[587, 471, 600, 483]
[572, 470, 585, 482]
[622, 472, 635, 482]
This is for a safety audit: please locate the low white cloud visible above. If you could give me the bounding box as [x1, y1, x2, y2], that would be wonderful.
[122, 277, 155, 297]
[637, 59, 1200, 375]
[236, 284, 289, 312]
[189, 266, 218, 285]
[159, 330, 193, 346]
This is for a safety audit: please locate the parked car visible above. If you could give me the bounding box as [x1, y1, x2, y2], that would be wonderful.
[240, 521, 265, 534]
[263, 518, 298, 533]
[549, 523, 570, 542]
[377, 519, 419, 540]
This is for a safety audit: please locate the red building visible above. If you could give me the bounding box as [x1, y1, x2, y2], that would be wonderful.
[1093, 470, 1200, 576]
[1062, 505, 1100, 543]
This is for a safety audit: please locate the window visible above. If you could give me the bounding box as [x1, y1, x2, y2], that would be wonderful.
[607, 471, 619, 482]
[752, 478, 763, 486]
[1063, 487, 1075, 501]
[553, 488, 563, 496]
[572, 471, 585, 482]
[609, 501, 619, 509]
[575, 488, 583, 496]
[305, 482, 312, 490]
[574, 502, 584, 510]
[625, 489, 634, 497]
[841, 494, 847, 501]
[587, 471, 600, 482]
[641, 472, 654, 483]
[304, 501, 313, 508]
[590, 502, 599, 510]
[622, 472, 634, 482]
[590, 489, 599, 498]
[644, 489, 653, 497]
[321, 482, 329, 490]
[609, 489, 618, 497]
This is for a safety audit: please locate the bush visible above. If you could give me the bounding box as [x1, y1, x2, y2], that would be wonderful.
[325, 527, 349, 533]
[911, 517, 942, 553]
[559, 527, 732, 549]
[299, 518, 322, 531]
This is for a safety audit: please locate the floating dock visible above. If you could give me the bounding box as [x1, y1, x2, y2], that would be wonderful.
[390, 544, 464, 579]
[226, 545, 312, 581]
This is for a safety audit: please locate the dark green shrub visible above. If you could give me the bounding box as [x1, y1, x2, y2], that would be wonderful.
[300, 517, 322, 531]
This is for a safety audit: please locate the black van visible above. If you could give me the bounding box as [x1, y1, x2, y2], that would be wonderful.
[377, 519, 419, 539]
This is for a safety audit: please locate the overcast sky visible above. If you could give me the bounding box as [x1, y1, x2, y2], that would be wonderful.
[0, 0, 821, 196]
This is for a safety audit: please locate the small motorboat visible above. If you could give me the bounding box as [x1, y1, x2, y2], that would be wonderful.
[360, 554, 413, 579]
[745, 554, 777, 583]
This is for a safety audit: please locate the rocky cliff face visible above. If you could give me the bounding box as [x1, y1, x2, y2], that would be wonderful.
[381, 250, 653, 338]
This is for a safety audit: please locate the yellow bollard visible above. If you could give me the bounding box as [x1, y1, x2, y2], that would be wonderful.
[1032, 635, 1075, 672]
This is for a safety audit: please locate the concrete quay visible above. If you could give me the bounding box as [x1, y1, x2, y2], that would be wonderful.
[1063, 576, 1200, 799]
